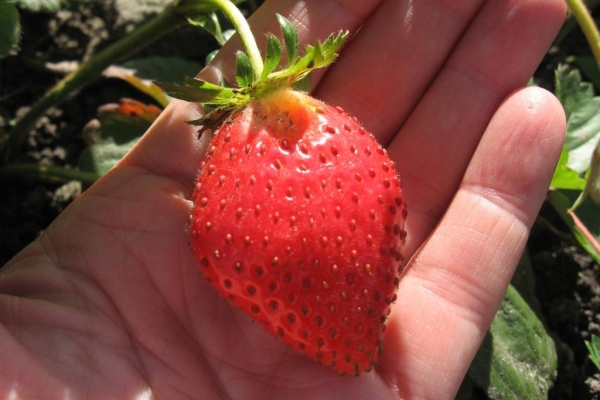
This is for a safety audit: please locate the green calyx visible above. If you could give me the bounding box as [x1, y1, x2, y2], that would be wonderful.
[157, 13, 349, 129]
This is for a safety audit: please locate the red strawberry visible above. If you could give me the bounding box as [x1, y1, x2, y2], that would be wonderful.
[160, 14, 407, 375]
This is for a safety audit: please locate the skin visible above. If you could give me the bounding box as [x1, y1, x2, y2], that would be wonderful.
[0, 0, 567, 399]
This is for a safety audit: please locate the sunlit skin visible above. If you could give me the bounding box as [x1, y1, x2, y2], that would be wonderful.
[0, 0, 566, 399]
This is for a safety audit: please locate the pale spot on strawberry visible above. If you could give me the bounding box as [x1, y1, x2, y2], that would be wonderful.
[350, 144, 358, 154]
[225, 234, 233, 244]
[366, 234, 373, 246]
[214, 250, 221, 259]
[258, 142, 267, 155]
[205, 222, 212, 230]
[297, 141, 309, 155]
[199, 197, 208, 207]
[273, 158, 283, 170]
[263, 236, 269, 246]
[233, 262, 242, 274]
[207, 164, 216, 174]
[244, 144, 251, 154]
[369, 209, 376, 220]
[297, 163, 309, 173]
[219, 199, 226, 210]
[320, 236, 329, 247]
[336, 236, 343, 246]
[236, 207, 243, 219]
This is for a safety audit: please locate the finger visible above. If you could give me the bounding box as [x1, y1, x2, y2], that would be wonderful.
[379, 87, 566, 399]
[384, 0, 566, 256]
[314, 0, 485, 140]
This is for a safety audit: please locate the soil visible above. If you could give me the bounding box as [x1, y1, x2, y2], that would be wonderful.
[1, 2, 600, 399]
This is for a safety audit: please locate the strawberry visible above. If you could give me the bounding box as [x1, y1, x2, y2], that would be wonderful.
[160, 13, 407, 375]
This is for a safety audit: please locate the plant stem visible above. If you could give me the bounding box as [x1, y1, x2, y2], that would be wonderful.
[1, 0, 245, 164]
[2, 3, 187, 163]
[0, 163, 101, 185]
[204, 0, 263, 79]
[566, 0, 600, 68]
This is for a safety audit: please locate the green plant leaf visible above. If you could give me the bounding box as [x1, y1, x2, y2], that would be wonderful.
[551, 147, 587, 190]
[570, 55, 600, 92]
[120, 57, 203, 83]
[555, 65, 600, 174]
[555, 64, 594, 120]
[78, 100, 158, 176]
[156, 77, 238, 105]
[586, 334, 600, 371]
[186, 12, 225, 44]
[468, 283, 557, 400]
[262, 33, 282, 79]
[235, 51, 254, 87]
[0, 2, 21, 58]
[277, 14, 299, 66]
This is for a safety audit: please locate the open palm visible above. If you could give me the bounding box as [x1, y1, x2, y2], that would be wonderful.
[0, 0, 567, 399]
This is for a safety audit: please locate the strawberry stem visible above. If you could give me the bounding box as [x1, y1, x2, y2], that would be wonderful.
[204, 0, 264, 80]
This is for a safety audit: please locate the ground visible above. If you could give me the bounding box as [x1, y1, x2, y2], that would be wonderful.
[1, 1, 599, 399]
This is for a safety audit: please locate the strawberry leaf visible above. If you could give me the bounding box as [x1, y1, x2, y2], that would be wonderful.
[236, 51, 254, 87]
[469, 283, 557, 399]
[586, 334, 600, 371]
[277, 14, 299, 66]
[262, 33, 282, 79]
[555, 64, 594, 119]
[156, 78, 240, 105]
[0, 2, 20, 58]
[551, 148, 586, 190]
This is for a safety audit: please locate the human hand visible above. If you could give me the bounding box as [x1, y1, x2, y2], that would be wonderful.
[0, 1, 566, 399]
